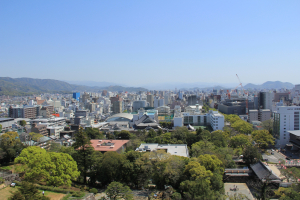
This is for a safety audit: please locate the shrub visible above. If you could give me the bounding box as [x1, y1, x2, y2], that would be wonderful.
[90, 188, 98, 194]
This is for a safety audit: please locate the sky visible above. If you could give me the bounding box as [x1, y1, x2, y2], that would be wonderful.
[1, 0, 300, 87]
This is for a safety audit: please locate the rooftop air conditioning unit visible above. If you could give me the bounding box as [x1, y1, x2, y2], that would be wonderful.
[110, 145, 114, 148]
[97, 144, 101, 146]
[99, 140, 102, 142]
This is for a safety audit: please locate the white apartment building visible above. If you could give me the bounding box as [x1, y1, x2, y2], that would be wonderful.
[173, 109, 224, 131]
[209, 110, 225, 131]
[273, 106, 300, 148]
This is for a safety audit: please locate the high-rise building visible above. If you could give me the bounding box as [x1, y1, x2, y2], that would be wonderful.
[112, 101, 122, 114]
[147, 94, 154, 107]
[9, 106, 39, 119]
[188, 95, 197, 106]
[73, 92, 80, 101]
[132, 100, 147, 112]
[273, 106, 300, 148]
[259, 92, 273, 110]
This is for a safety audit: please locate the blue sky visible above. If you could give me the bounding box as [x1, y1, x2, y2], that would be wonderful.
[1, 0, 300, 87]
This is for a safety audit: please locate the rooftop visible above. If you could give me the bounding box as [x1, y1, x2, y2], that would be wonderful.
[137, 143, 189, 157]
[90, 139, 130, 152]
[288, 130, 300, 137]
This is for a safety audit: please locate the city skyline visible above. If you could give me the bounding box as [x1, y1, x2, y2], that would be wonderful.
[1, 1, 300, 86]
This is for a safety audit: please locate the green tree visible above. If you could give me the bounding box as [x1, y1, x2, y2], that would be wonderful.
[198, 154, 224, 174]
[191, 140, 215, 157]
[29, 132, 43, 142]
[172, 127, 189, 143]
[20, 120, 27, 127]
[211, 130, 228, 147]
[186, 131, 198, 147]
[230, 134, 251, 148]
[243, 145, 262, 166]
[251, 130, 274, 149]
[72, 127, 95, 184]
[180, 179, 216, 200]
[105, 181, 133, 200]
[97, 151, 128, 185]
[15, 146, 79, 186]
[116, 130, 131, 139]
[261, 119, 273, 135]
[198, 130, 211, 141]
[0, 131, 24, 162]
[148, 129, 157, 138]
[47, 152, 80, 186]
[231, 120, 253, 134]
[0, 124, 2, 132]
[85, 127, 104, 139]
[9, 182, 50, 200]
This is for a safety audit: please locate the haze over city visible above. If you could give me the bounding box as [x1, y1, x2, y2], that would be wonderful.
[1, 1, 300, 87]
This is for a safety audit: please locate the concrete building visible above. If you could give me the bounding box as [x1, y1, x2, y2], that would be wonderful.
[259, 92, 273, 110]
[31, 123, 48, 137]
[136, 143, 189, 157]
[147, 94, 154, 107]
[218, 99, 254, 115]
[8, 106, 39, 119]
[209, 110, 225, 131]
[274, 93, 289, 102]
[260, 109, 271, 122]
[132, 100, 147, 112]
[273, 106, 300, 148]
[112, 101, 122, 114]
[75, 110, 89, 118]
[249, 110, 259, 123]
[40, 107, 51, 118]
[187, 95, 197, 106]
[0, 118, 15, 131]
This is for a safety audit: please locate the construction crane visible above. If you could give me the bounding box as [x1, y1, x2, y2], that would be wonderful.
[236, 74, 248, 114]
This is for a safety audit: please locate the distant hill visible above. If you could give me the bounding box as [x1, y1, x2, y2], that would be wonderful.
[244, 81, 294, 89]
[0, 77, 147, 96]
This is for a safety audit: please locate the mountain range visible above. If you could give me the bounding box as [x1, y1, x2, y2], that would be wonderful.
[0, 77, 295, 96]
[244, 81, 294, 90]
[0, 77, 147, 96]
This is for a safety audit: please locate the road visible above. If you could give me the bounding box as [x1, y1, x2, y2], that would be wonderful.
[262, 150, 286, 163]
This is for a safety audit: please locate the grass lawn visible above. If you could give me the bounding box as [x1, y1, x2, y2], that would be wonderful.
[0, 186, 66, 200]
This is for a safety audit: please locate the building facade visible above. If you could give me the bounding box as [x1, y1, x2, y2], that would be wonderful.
[273, 106, 300, 148]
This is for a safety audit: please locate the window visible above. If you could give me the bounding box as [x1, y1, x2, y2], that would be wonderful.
[284, 134, 286, 136]
[284, 137, 286, 139]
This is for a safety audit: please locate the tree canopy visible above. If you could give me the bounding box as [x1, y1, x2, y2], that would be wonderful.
[15, 146, 79, 186]
[251, 130, 274, 149]
[105, 181, 133, 200]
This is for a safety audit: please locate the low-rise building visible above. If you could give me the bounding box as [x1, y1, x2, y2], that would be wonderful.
[90, 139, 130, 153]
[136, 143, 189, 157]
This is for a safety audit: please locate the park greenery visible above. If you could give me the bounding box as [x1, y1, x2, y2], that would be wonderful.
[2, 111, 297, 199]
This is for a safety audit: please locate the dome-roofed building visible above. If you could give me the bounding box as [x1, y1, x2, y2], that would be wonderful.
[105, 113, 134, 122]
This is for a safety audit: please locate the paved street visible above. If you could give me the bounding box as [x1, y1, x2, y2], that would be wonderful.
[262, 150, 286, 163]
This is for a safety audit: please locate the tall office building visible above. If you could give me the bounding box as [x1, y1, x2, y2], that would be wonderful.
[73, 92, 80, 101]
[259, 92, 273, 110]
